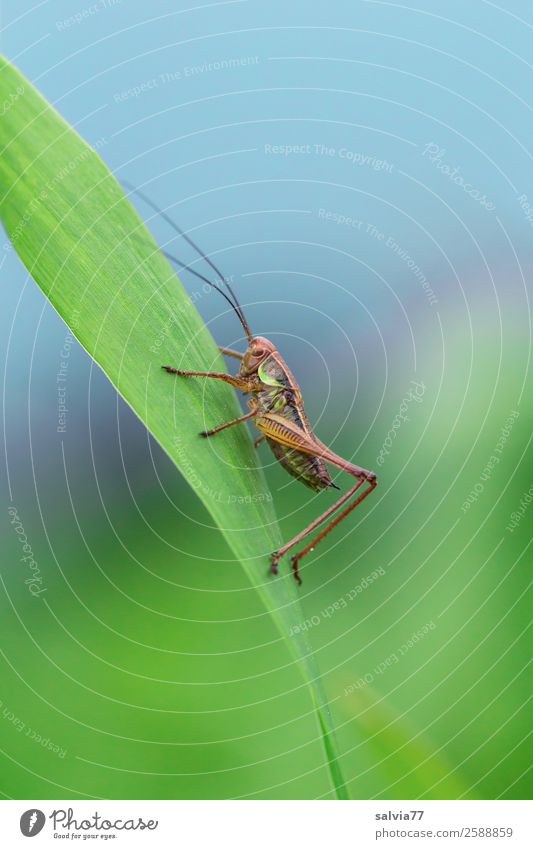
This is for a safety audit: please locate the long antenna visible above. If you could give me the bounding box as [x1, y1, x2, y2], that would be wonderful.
[161, 247, 252, 340]
[122, 180, 251, 337]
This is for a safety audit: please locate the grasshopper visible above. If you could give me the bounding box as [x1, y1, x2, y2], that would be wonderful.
[128, 185, 377, 583]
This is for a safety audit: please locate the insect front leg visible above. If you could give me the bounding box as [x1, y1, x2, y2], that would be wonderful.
[162, 365, 257, 436]
[201, 392, 281, 440]
[200, 409, 255, 438]
[162, 365, 252, 391]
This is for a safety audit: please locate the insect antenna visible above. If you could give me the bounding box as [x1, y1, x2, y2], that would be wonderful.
[122, 180, 252, 340]
[161, 247, 252, 339]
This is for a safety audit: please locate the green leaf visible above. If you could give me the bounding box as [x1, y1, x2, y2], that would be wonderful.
[0, 55, 348, 799]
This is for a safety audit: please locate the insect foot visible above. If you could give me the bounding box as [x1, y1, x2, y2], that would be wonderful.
[270, 554, 280, 577]
[162, 365, 186, 375]
[290, 555, 303, 585]
[270, 552, 303, 584]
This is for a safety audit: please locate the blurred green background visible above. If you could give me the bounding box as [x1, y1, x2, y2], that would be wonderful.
[1, 0, 531, 800]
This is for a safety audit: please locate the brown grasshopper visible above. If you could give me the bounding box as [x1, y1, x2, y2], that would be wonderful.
[127, 185, 377, 583]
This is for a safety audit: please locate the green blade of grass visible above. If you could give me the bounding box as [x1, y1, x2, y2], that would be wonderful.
[0, 55, 349, 799]
[342, 685, 472, 799]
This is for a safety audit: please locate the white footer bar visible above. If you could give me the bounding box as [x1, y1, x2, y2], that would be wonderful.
[1, 799, 530, 848]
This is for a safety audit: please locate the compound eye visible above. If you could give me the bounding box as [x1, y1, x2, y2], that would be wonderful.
[253, 347, 266, 358]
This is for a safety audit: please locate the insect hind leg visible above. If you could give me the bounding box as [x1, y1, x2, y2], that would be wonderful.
[289, 477, 376, 580]
[270, 472, 376, 583]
